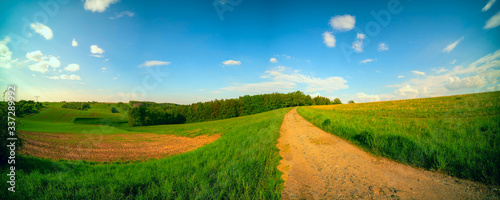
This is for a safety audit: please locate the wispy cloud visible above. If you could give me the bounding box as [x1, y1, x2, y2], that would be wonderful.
[360, 59, 375, 64]
[322, 31, 336, 48]
[432, 67, 448, 74]
[352, 33, 365, 53]
[72, 38, 78, 47]
[450, 59, 457, 64]
[222, 60, 241, 66]
[442, 37, 464, 53]
[110, 11, 135, 19]
[484, 11, 500, 29]
[139, 60, 171, 67]
[0, 37, 15, 69]
[355, 92, 380, 102]
[30, 23, 53, 40]
[411, 70, 426, 76]
[269, 58, 278, 63]
[378, 42, 389, 51]
[329, 14, 355, 31]
[397, 75, 405, 79]
[482, 0, 497, 11]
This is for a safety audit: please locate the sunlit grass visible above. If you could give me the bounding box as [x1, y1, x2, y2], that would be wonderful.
[297, 91, 500, 185]
[2, 107, 291, 199]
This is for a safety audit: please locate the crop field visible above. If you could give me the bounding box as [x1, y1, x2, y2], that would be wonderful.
[1, 101, 292, 199]
[297, 91, 500, 185]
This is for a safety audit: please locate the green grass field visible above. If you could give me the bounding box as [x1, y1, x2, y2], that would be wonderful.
[297, 91, 500, 185]
[2, 101, 292, 199]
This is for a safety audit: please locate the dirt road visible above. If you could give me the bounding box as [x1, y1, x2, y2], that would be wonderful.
[277, 108, 499, 199]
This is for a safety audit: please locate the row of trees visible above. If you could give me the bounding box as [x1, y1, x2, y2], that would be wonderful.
[17, 100, 44, 117]
[128, 91, 341, 126]
[61, 102, 91, 110]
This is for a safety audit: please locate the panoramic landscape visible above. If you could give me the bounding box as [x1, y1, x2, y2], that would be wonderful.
[1, 0, 500, 199]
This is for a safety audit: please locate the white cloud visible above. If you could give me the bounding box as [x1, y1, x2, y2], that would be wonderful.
[360, 59, 374, 64]
[90, 54, 104, 58]
[270, 58, 278, 63]
[25, 51, 61, 73]
[65, 64, 80, 72]
[387, 49, 500, 100]
[355, 92, 380, 102]
[395, 84, 420, 99]
[60, 74, 81, 80]
[26, 50, 44, 62]
[222, 82, 296, 93]
[397, 75, 404, 79]
[450, 59, 457, 64]
[139, 60, 171, 67]
[432, 67, 448, 74]
[48, 56, 61, 68]
[90, 45, 105, 54]
[264, 66, 348, 92]
[484, 11, 500, 29]
[28, 62, 50, 73]
[222, 60, 241, 66]
[442, 37, 464, 53]
[30, 23, 53, 40]
[113, 77, 118, 80]
[101, 67, 107, 70]
[84, 0, 118, 12]
[486, 84, 500, 91]
[482, 0, 496, 11]
[0, 37, 15, 69]
[378, 42, 389, 51]
[444, 75, 487, 90]
[72, 38, 78, 47]
[110, 11, 135, 19]
[411, 70, 426, 76]
[322, 31, 336, 47]
[221, 66, 348, 94]
[352, 33, 365, 53]
[44, 76, 60, 80]
[329, 14, 356, 31]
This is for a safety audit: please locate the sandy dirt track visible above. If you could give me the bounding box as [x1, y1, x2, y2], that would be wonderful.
[19, 131, 220, 162]
[277, 108, 499, 199]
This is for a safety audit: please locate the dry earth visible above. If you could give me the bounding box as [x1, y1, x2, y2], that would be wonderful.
[19, 131, 220, 162]
[277, 108, 500, 199]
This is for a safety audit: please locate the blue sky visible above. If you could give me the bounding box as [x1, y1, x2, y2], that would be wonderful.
[1, 0, 499, 104]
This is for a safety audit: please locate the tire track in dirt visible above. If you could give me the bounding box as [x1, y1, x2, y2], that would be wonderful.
[277, 108, 499, 199]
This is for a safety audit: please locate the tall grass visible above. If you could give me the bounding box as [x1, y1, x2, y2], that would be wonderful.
[297, 92, 500, 185]
[1, 108, 291, 199]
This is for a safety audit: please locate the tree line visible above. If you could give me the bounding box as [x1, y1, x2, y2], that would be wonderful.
[128, 91, 341, 126]
[61, 102, 90, 110]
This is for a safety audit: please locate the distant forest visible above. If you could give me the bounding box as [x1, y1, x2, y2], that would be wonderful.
[128, 91, 339, 126]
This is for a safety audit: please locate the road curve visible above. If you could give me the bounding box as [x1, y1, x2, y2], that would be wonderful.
[277, 108, 499, 199]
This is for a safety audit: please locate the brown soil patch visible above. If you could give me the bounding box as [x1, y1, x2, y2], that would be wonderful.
[277, 108, 500, 199]
[19, 131, 220, 162]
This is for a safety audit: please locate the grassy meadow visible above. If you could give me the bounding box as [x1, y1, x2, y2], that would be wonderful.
[1, 101, 292, 199]
[297, 91, 500, 185]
